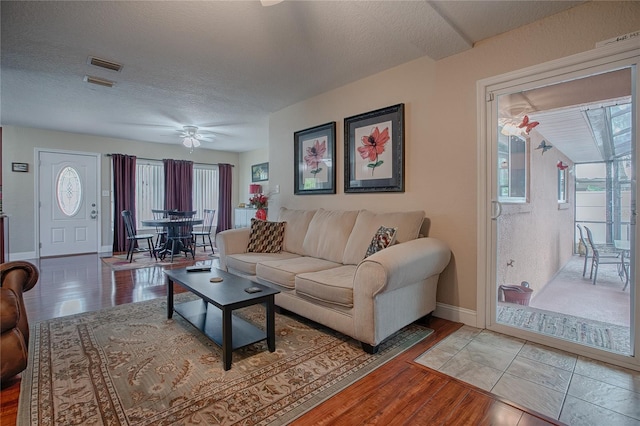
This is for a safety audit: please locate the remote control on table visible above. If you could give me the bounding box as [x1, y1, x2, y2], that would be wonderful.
[186, 266, 211, 272]
[244, 287, 262, 294]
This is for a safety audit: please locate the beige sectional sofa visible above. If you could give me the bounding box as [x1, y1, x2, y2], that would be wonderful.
[215, 207, 451, 353]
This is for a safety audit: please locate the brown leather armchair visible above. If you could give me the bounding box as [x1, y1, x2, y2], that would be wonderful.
[1, 261, 39, 384]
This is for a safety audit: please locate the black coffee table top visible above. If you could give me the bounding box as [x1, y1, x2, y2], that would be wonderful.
[164, 267, 279, 307]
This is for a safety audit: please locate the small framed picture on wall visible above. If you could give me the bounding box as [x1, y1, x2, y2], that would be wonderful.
[251, 162, 269, 182]
[12, 162, 29, 173]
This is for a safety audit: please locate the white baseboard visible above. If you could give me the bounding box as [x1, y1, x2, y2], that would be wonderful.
[434, 302, 478, 326]
[9, 247, 111, 261]
[8, 251, 37, 261]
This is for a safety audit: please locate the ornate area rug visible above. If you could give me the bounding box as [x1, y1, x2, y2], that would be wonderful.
[497, 303, 630, 354]
[19, 294, 432, 425]
[102, 251, 217, 271]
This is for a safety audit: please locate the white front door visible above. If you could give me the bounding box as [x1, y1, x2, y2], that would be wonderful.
[39, 151, 100, 257]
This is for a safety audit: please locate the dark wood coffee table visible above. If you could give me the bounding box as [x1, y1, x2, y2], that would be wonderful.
[164, 267, 280, 370]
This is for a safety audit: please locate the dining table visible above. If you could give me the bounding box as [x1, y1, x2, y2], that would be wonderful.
[141, 217, 203, 260]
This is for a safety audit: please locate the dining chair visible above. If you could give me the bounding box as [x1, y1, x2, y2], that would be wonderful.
[121, 210, 157, 263]
[584, 225, 624, 286]
[165, 211, 196, 262]
[151, 209, 171, 248]
[168, 210, 196, 219]
[192, 209, 216, 253]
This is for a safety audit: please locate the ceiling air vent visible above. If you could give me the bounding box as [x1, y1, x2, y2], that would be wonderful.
[88, 56, 123, 72]
[83, 75, 115, 88]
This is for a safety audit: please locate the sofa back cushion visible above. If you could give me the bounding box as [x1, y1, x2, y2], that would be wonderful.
[342, 210, 425, 264]
[278, 207, 317, 255]
[302, 209, 359, 263]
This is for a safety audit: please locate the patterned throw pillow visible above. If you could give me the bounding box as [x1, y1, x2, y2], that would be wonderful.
[365, 226, 397, 258]
[247, 219, 286, 253]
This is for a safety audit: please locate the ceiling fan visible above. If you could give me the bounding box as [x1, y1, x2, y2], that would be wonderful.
[180, 125, 206, 152]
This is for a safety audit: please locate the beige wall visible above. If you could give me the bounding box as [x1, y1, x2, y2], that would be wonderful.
[265, 1, 640, 311]
[239, 147, 269, 207]
[2, 125, 240, 255]
[497, 131, 575, 296]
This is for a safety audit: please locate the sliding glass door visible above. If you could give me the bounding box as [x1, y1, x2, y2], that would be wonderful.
[482, 45, 639, 368]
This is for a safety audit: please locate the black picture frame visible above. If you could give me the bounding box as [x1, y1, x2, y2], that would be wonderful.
[12, 162, 28, 173]
[294, 122, 336, 195]
[251, 162, 269, 182]
[344, 103, 405, 193]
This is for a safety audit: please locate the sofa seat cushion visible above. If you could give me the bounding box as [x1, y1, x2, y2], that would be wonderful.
[256, 257, 342, 289]
[226, 252, 300, 275]
[295, 265, 357, 308]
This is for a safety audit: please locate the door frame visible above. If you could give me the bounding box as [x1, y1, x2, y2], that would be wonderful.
[477, 40, 639, 370]
[35, 148, 102, 257]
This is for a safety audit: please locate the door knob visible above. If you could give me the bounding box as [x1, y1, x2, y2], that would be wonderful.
[90, 210, 98, 219]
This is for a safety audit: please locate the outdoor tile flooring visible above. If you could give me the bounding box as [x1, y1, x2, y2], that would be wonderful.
[415, 326, 640, 425]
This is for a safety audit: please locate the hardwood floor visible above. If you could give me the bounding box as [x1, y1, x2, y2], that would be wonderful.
[0, 254, 562, 425]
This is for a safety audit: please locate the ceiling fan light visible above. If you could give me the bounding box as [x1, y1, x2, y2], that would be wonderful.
[183, 136, 198, 148]
[501, 122, 520, 136]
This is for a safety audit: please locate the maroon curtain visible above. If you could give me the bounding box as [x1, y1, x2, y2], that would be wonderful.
[112, 154, 137, 252]
[164, 159, 193, 211]
[217, 163, 232, 233]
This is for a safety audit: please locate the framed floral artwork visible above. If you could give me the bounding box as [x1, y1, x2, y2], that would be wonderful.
[294, 122, 336, 195]
[344, 103, 405, 193]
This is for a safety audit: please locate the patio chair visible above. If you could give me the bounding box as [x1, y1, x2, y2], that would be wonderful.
[584, 225, 625, 286]
[576, 224, 591, 277]
[192, 209, 216, 253]
[121, 210, 157, 263]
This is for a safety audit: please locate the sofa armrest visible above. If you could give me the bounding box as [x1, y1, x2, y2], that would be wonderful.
[215, 228, 251, 270]
[354, 237, 451, 296]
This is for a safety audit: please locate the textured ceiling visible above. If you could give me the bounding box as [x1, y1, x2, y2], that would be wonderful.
[1, 1, 584, 152]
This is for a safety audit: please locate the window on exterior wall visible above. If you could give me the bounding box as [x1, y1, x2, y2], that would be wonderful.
[498, 132, 528, 203]
[136, 160, 164, 230]
[192, 165, 219, 224]
[558, 168, 567, 203]
[134, 160, 219, 230]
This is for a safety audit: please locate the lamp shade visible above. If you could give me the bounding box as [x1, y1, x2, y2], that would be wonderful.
[249, 184, 262, 194]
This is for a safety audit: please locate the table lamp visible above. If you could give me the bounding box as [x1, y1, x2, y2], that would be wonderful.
[249, 184, 262, 195]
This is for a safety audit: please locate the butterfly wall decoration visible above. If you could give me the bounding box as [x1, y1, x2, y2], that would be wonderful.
[557, 161, 569, 170]
[518, 115, 540, 134]
[536, 140, 553, 155]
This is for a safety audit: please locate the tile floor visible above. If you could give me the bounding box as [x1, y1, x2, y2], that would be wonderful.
[415, 326, 640, 425]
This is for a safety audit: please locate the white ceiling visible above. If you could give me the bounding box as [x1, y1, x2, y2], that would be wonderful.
[1, 1, 585, 152]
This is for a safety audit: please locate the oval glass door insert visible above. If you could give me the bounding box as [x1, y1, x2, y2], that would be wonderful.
[56, 166, 82, 216]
